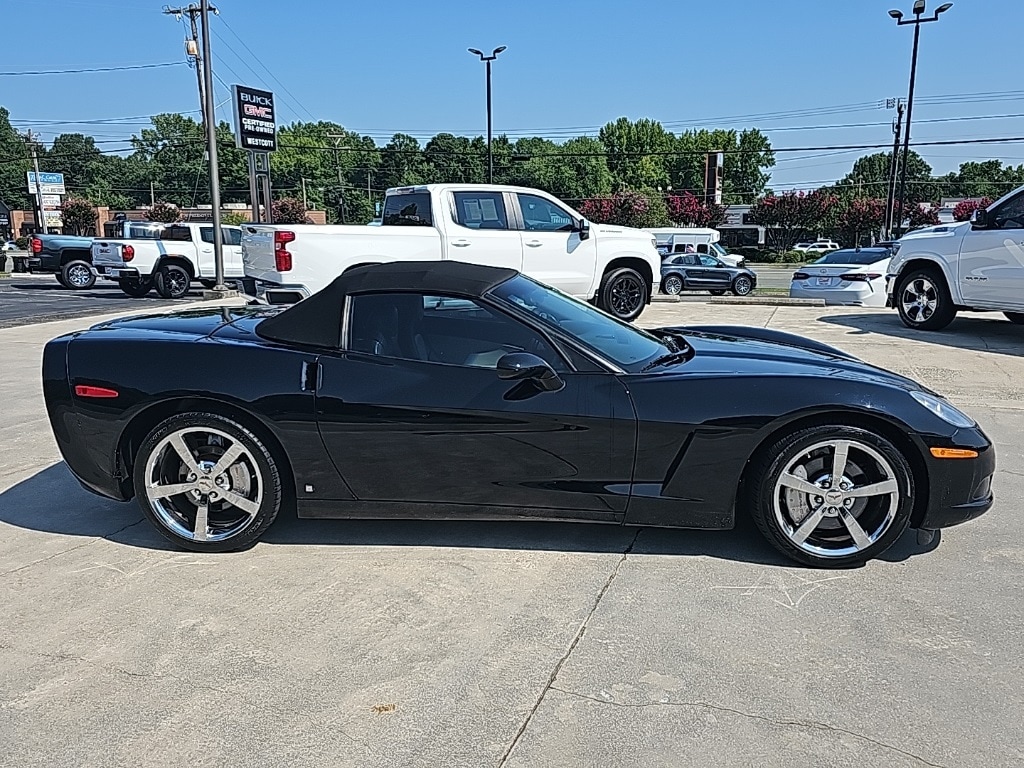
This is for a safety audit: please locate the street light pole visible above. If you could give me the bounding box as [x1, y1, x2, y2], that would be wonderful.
[468, 46, 506, 184]
[889, 1, 952, 236]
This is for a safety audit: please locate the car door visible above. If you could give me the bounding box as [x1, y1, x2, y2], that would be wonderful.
[673, 254, 705, 288]
[959, 191, 1024, 308]
[698, 254, 733, 289]
[514, 192, 597, 298]
[315, 291, 635, 517]
[444, 191, 524, 272]
[196, 226, 216, 277]
[223, 227, 244, 277]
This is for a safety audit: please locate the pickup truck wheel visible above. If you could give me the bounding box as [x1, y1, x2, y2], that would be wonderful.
[598, 267, 648, 321]
[55, 273, 70, 288]
[119, 278, 153, 298]
[155, 264, 192, 299]
[61, 260, 95, 290]
[896, 268, 956, 331]
[1004, 312, 1024, 325]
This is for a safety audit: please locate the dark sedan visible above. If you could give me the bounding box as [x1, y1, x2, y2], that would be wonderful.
[661, 253, 757, 296]
[43, 261, 993, 567]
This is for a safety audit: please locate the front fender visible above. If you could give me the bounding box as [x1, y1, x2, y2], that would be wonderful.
[888, 252, 961, 303]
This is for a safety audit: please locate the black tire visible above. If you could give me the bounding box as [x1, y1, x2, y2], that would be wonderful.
[155, 263, 192, 299]
[662, 274, 684, 295]
[710, 289, 726, 296]
[200, 279, 217, 289]
[55, 272, 70, 288]
[597, 267, 649, 321]
[61, 260, 95, 290]
[731, 275, 754, 296]
[119, 278, 153, 298]
[896, 268, 956, 331]
[1004, 312, 1024, 325]
[746, 425, 914, 568]
[133, 412, 282, 553]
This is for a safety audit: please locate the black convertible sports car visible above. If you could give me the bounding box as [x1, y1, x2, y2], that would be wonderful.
[42, 261, 994, 567]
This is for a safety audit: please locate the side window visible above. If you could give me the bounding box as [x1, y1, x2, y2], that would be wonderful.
[200, 227, 214, 244]
[516, 194, 574, 232]
[347, 292, 564, 370]
[452, 192, 508, 230]
[161, 225, 192, 242]
[223, 228, 242, 246]
[698, 255, 718, 267]
[382, 193, 433, 226]
[993, 194, 1024, 229]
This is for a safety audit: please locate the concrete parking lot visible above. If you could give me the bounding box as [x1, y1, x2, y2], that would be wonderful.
[2, 300, 1022, 767]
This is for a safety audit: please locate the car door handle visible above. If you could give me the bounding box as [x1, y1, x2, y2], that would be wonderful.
[525, 240, 543, 247]
[451, 239, 471, 247]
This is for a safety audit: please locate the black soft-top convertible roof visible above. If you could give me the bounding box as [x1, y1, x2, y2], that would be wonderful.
[255, 260, 519, 347]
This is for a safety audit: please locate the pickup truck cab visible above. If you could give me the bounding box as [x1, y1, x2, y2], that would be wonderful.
[92, 222, 245, 298]
[242, 184, 661, 321]
[886, 184, 1024, 330]
[27, 234, 96, 289]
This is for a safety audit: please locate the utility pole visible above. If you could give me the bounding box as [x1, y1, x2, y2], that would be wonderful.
[26, 131, 48, 234]
[301, 177, 308, 210]
[884, 100, 905, 239]
[329, 134, 346, 224]
[150, 180, 156, 207]
[163, 5, 206, 114]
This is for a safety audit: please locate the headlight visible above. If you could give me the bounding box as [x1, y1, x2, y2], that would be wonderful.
[910, 391, 975, 428]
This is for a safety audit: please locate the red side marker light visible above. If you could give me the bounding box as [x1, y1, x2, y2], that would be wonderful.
[75, 385, 119, 399]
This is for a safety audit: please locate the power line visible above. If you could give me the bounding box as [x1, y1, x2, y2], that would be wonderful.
[0, 62, 185, 76]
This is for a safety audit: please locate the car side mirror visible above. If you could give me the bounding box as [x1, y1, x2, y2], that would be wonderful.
[497, 352, 564, 392]
[971, 208, 991, 229]
[577, 219, 591, 240]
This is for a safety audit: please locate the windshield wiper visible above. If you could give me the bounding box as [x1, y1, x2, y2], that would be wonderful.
[641, 350, 692, 372]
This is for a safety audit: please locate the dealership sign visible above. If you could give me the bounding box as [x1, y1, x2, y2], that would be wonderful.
[26, 171, 66, 195]
[232, 85, 277, 151]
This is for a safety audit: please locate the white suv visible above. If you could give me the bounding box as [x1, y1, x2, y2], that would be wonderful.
[794, 240, 841, 254]
[886, 185, 1024, 330]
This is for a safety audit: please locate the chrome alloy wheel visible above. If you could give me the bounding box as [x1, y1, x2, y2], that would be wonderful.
[772, 439, 900, 558]
[144, 426, 263, 542]
[663, 275, 683, 295]
[67, 263, 92, 287]
[900, 277, 938, 323]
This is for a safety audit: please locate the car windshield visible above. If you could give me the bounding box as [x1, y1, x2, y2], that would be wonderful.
[489, 275, 666, 369]
[709, 243, 729, 258]
[813, 249, 889, 265]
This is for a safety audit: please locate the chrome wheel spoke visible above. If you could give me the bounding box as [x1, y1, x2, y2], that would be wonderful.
[194, 498, 209, 542]
[211, 442, 245, 476]
[791, 506, 826, 545]
[847, 479, 898, 498]
[830, 441, 849, 487]
[169, 433, 201, 475]
[219, 490, 259, 517]
[839, 508, 872, 550]
[148, 481, 197, 499]
[779, 472, 822, 497]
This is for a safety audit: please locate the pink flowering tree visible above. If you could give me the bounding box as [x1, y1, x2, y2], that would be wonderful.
[746, 190, 839, 251]
[666, 192, 727, 228]
[952, 197, 993, 222]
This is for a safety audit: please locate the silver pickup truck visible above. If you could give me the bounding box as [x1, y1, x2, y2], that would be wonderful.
[92, 222, 245, 298]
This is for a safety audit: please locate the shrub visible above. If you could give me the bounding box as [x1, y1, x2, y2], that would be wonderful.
[146, 201, 182, 223]
[221, 211, 248, 226]
[15, 236, 28, 250]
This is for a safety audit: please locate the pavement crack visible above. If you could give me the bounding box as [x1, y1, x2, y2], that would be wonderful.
[496, 528, 642, 767]
[0, 518, 146, 578]
[547, 686, 950, 768]
[763, 306, 779, 328]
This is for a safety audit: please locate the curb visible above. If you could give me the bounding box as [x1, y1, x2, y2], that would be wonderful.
[711, 296, 825, 307]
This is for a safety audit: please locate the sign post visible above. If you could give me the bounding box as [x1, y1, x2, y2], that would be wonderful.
[232, 85, 276, 223]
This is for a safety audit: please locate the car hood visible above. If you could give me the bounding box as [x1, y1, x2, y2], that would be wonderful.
[653, 325, 925, 391]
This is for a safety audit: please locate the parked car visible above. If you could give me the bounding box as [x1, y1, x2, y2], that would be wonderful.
[794, 240, 842, 255]
[646, 228, 746, 267]
[789, 247, 892, 306]
[91, 222, 246, 298]
[241, 184, 662, 321]
[26, 234, 97, 289]
[1, 240, 17, 252]
[43, 260, 994, 567]
[886, 186, 1024, 330]
[661, 253, 757, 296]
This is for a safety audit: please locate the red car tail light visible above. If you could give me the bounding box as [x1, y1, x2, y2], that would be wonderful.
[123, 244, 135, 261]
[31, 237, 42, 254]
[274, 230, 295, 272]
[792, 271, 809, 281]
[839, 273, 882, 282]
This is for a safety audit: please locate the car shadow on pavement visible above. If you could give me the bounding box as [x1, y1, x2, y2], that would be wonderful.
[820, 313, 1024, 357]
[0, 462, 940, 569]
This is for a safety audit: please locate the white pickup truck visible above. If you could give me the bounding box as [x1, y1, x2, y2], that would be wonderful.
[241, 184, 662, 320]
[91, 222, 246, 298]
[886, 184, 1024, 330]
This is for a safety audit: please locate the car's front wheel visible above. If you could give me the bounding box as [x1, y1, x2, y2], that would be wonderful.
[731, 275, 754, 296]
[133, 412, 282, 553]
[662, 274, 683, 295]
[597, 267, 649, 321]
[61, 260, 95, 290]
[155, 263, 192, 299]
[897, 268, 956, 330]
[747, 425, 914, 568]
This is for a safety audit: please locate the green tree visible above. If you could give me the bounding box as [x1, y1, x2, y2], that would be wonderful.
[838, 151, 935, 203]
[376, 133, 430, 189]
[272, 197, 309, 224]
[0, 108, 32, 210]
[423, 133, 485, 183]
[146, 201, 181, 223]
[936, 160, 1024, 200]
[598, 118, 672, 189]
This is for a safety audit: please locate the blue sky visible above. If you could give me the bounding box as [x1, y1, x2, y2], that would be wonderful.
[4, 0, 1023, 190]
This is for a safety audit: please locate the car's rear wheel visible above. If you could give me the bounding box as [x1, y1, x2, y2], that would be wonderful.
[731, 275, 754, 296]
[662, 274, 683, 295]
[155, 263, 192, 299]
[133, 412, 282, 553]
[1004, 312, 1024, 325]
[897, 268, 956, 331]
[61, 260, 95, 290]
[119, 278, 153, 298]
[597, 267, 648, 321]
[747, 425, 914, 568]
